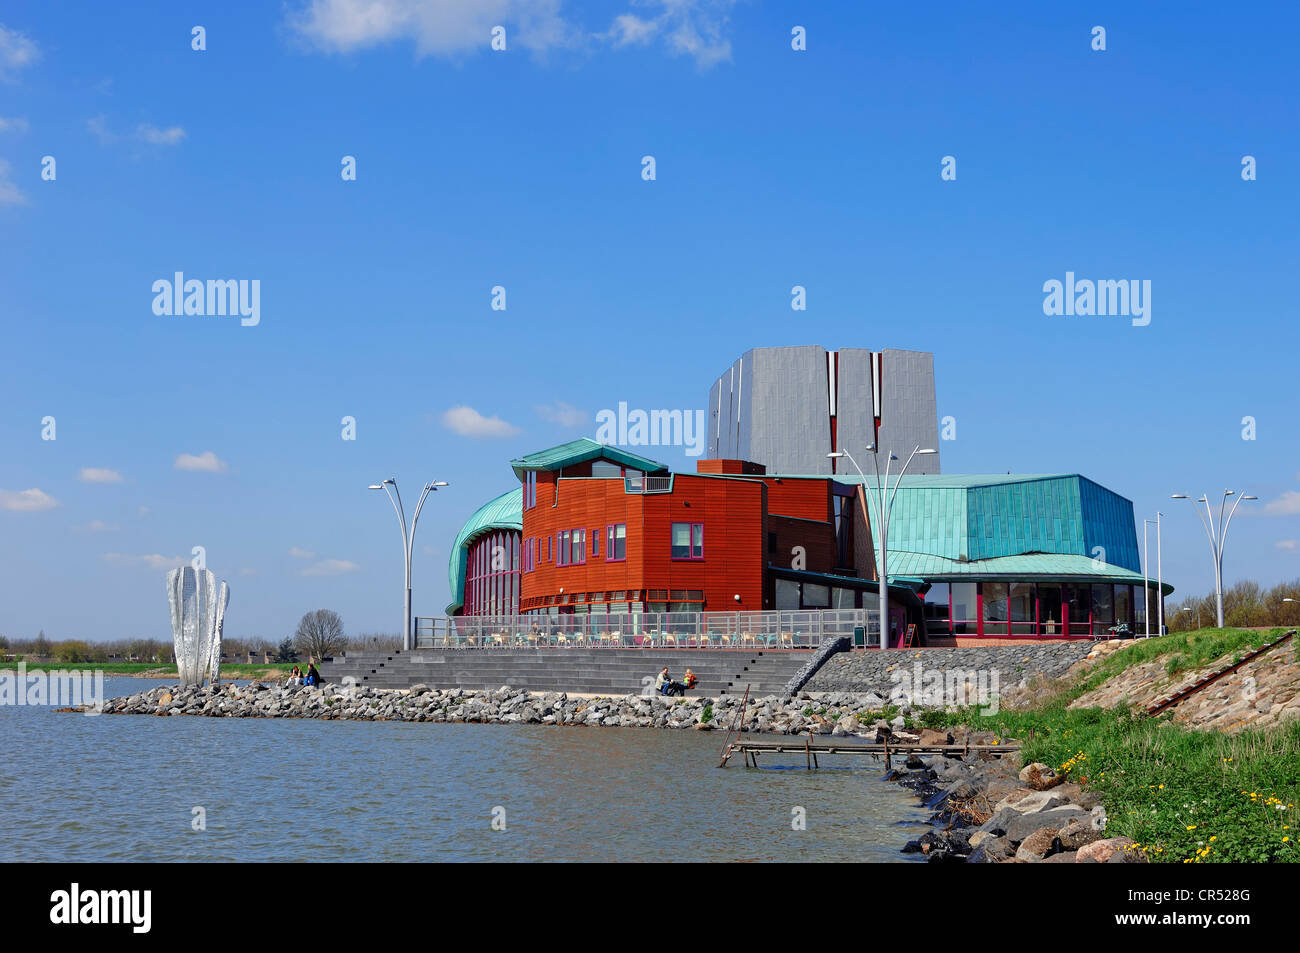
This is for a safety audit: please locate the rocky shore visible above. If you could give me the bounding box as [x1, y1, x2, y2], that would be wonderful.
[807, 641, 1092, 695]
[891, 736, 1145, 863]
[99, 681, 927, 734]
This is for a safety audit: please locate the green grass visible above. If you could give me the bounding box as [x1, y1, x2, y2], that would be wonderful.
[931, 627, 1300, 863]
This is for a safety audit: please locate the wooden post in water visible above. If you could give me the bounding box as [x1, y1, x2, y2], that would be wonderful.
[884, 737, 891, 771]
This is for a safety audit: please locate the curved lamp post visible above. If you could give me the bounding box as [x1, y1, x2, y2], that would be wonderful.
[829, 444, 936, 649]
[369, 478, 448, 650]
[1170, 490, 1256, 629]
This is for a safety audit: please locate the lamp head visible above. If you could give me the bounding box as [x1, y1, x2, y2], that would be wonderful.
[368, 485, 383, 490]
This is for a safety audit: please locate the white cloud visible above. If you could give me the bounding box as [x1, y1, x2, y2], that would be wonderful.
[135, 123, 186, 146]
[534, 400, 587, 427]
[289, 547, 315, 559]
[1277, 540, 1299, 551]
[0, 488, 57, 512]
[103, 552, 188, 570]
[605, 0, 735, 68]
[0, 158, 25, 206]
[78, 467, 124, 484]
[441, 405, 521, 438]
[301, 558, 360, 577]
[174, 451, 228, 473]
[1264, 491, 1300, 516]
[287, 0, 573, 56]
[76, 520, 121, 532]
[136, 505, 151, 517]
[286, 0, 736, 67]
[0, 116, 29, 133]
[86, 115, 187, 147]
[239, 567, 258, 576]
[0, 24, 39, 78]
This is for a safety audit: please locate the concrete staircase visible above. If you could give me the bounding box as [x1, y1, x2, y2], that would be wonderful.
[319, 648, 814, 697]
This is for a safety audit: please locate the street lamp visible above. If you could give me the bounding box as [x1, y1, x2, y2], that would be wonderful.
[370, 478, 449, 650]
[1180, 604, 1201, 629]
[829, 444, 936, 649]
[1170, 490, 1256, 628]
[1142, 516, 1163, 638]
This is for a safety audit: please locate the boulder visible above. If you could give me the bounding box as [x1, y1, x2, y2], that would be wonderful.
[1077, 837, 1138, 864]
[1042, 851, 1078, 863]
[1014, 827, 1063, 862]
[999, 791, 1065, 815]
[967, 836, 1013, 863]
[1018, 762, 1063, 790]
[1057, 818, 1106, 850]
[917, 727, 954, 746]
[1004, 807, 1090, 844]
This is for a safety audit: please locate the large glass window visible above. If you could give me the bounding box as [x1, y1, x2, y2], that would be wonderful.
[924, 582, 950, 634]
[803, 584, 830, 608]
[775, 579, 800, 610]
[1115, 584, 1132, 631]
[1038, 585, 1062, 636]
[557, 530, 570, 566]
[983, 582, 1009, 635]
[951, 582, 978, 635]
[1009, 582, 1035, 636]
[671, 522, 703, 559]
[571, 528, 586, 565]
[1064, 585, 1091, 636]
[1092, 583, 1114, 628]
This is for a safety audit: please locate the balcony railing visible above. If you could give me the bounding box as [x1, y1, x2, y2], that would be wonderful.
[413, 608, 873, 650]
[625, 474, 673, 494]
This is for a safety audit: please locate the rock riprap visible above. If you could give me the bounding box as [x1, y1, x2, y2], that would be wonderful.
[100, 682, 928, 734]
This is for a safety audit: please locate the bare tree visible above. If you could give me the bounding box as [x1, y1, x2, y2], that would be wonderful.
[293, 609, 346, 662]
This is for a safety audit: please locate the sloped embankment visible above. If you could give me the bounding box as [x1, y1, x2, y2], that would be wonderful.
[1068, 636, 1300, 731]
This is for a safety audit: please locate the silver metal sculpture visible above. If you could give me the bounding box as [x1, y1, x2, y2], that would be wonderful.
[165, 567, 229, 687]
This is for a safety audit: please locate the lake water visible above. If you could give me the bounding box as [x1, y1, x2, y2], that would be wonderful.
[5, 677, 932, 862]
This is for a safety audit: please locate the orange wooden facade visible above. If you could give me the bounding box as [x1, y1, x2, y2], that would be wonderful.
[519, 461, 846, 613]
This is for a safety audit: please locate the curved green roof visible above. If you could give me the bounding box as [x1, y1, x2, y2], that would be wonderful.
[445, 487, 523, 614]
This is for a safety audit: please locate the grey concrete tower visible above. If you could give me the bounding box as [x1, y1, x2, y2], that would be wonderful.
[706, 346, 941, 475]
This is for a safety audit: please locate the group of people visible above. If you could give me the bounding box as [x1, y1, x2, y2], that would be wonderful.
[653, 666, 697, 697]
[286, 663, 322, 687]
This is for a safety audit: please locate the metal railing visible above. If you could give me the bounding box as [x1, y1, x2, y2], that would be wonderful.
[625, 474, 673, 494]
[413, 609, 873, 650]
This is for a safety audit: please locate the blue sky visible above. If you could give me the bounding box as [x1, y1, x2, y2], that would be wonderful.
[1, 1, 1297, 642]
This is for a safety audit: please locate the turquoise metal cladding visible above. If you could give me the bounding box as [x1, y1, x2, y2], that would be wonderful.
[861, 473, 1140, 574]
[445, 487, 523, 614]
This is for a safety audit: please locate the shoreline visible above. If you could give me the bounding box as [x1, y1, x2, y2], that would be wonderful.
[87, 679, 1148, 863]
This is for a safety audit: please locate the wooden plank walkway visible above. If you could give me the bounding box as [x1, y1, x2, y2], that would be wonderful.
[1146, 629, 1296, 717]
[721, 738, 1019, 769]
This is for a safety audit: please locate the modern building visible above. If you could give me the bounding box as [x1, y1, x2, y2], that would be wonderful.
[443, 345, 1171, 643]
[707, 345, 941, 476]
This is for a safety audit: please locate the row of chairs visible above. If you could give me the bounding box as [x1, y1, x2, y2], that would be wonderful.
[442, 631, 804, 648]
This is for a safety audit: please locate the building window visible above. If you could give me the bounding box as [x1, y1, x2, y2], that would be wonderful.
[606, 523, 626, 561]
[547, 534, 552, 562]
[591, 529, 599, 558]
[571, 528, 586, 565]
[672, 522, 703, 559]
[982, 582, 1009, 635]
[951, 582, 978, 635]
[524, 471, 537, 509]
[1009, 582, 1035, 637]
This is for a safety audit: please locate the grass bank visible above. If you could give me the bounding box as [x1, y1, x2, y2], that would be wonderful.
[931, 628, 1298, 863]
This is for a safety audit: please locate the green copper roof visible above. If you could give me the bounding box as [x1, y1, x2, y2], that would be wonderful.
[511, 438, 668, 481]
[881, 551, 1173, 594]
[445, 487, 523, 614]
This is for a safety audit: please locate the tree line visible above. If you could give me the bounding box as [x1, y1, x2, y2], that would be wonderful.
[0, 609, 399, 663]
[1166, 578, 1300, 631]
